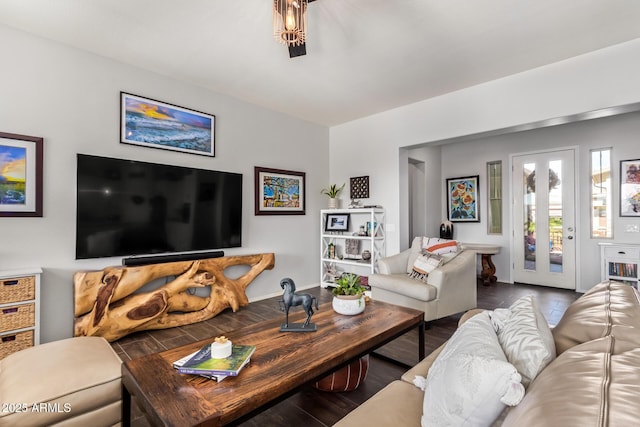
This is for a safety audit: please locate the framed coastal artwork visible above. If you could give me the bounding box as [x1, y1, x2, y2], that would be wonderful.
[0, 132, 43, 217]
[446, 175, 480, 222]
[254, 166, 305, 215]
[620, 159, 640, 217]
[120, 92, 215, 157]
[325, 213, 350, 232]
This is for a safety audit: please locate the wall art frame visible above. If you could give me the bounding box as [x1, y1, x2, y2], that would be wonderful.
[446, 175, 480, 222]
[120, 92, 215, 157]
[0, 132, 43, 217]
[620, 158, 640, 217]
[254, 166, 305, 215]
[350, 175, 370, 199]
[325, 213, 350, 232]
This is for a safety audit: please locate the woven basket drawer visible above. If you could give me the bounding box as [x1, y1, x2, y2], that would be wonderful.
[0, 330, 34, 359]
[0, 275, 36, 304]
[0, 303, 35, 333]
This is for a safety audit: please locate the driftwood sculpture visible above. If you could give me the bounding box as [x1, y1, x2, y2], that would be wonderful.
[73, 253, 275, 342]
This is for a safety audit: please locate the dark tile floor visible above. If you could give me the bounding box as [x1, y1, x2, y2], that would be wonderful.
[113, 280, 581, 426]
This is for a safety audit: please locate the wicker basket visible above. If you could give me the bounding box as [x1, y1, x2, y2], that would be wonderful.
[0, 330, 34, 359]
[0, 303, 35, 334]
[0, 275, 36, 304]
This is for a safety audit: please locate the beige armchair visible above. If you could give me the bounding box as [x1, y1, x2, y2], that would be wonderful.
[369, 237, 477, 321]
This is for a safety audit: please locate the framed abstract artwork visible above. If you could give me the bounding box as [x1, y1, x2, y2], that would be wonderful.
[350, 175, 370, 199]
[254, 166, 305, 215]
[0, 132, 43, 217]
[620, 159, 640, 217]
[446, 175, 480, 222]
[120, 92, 215, 157]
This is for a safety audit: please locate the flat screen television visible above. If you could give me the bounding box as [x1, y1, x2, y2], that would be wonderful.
[76, 154, 242, 259]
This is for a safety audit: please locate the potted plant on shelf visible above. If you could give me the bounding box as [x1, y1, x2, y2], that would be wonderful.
[332, 273, 366, 315]
[321, 183, 345, 209]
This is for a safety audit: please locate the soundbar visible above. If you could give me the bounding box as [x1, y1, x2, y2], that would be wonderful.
[122, 250, 225, 267]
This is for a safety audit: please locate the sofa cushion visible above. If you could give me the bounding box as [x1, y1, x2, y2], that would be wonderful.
[502, 336, 640, 427]
[333, 380, 424, 427]
[418, 311, 524, 427]
[552, 280, 640, 355]
[492, 295, 556, 387]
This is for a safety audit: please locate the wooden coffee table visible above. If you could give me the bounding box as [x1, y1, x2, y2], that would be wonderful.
[122, 300, 424, 426]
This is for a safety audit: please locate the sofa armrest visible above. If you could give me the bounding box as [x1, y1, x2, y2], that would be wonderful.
[459, 308, 484, 326]
[377, 249, 412, 274]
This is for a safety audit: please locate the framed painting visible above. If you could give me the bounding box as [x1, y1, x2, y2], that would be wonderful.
[446, 175, 480, 222]
[325, 213, 350, 232]
[254, 167, 305, 215]
[0, 132, 43, 217]
[620, 159, 640, 217]
[120, 92, 215, 157]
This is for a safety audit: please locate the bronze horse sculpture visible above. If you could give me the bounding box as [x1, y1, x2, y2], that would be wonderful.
[279, 277, 318, 330]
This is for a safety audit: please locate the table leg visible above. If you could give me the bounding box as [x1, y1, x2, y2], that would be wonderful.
[122, 384, 131, 427]
[480, 254, 497, 286]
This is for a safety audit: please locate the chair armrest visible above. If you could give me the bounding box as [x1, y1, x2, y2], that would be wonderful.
[425, 250, 477, 317]
[376, 249, 412, 274]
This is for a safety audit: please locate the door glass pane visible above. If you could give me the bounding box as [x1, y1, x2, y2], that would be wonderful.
[549, 160, 563, 273]
[524, 162, 536, 271]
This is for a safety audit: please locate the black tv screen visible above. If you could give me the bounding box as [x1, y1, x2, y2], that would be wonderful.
[76, 154, 242, 259]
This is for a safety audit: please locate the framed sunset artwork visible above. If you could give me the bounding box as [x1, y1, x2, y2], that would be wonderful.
[0, 132, 43, 217]
[120, 92, 215, 157]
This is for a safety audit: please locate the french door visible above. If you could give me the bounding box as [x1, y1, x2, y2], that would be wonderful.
[512, 149, 576, 289]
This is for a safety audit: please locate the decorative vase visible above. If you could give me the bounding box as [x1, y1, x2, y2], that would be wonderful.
[328, 197, 339, 209]
[332, 294, 365, 315]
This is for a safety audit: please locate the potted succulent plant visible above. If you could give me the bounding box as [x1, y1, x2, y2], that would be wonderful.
[331, 273, 366, 315]
[321, 183, 345, 209]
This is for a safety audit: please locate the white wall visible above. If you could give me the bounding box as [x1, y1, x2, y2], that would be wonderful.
[0, 25, 329, 343]
[330, 38, 640, 291]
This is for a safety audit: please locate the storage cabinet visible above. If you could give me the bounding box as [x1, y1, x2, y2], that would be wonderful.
[0, 268, 41, 359]
[320, 208, 385, 288]
[599, 243, 639, 288]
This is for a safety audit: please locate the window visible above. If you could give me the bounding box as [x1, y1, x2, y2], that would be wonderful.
[487, 161, 502, 234]
[590, 148, 612, 238]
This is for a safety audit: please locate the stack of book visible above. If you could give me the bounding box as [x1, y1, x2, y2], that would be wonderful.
[173, 343, 256, 382]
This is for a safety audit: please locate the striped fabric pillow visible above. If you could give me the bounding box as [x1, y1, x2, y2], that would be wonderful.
[422, 237, 459, 255]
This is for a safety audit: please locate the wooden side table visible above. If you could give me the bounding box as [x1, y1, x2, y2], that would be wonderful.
[461, 244, 501, 286]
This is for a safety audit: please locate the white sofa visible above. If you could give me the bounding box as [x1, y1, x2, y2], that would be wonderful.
[368, 237, 477, 321]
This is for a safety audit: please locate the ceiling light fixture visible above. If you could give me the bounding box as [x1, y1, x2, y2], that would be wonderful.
[273, 0, 307, 47]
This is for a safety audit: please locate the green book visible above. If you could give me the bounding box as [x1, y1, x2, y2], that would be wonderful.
[176, 344, 256, 376]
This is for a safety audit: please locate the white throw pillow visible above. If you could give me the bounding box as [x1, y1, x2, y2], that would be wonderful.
[491, 295, 556, 387]
[418, 311, 525, 427]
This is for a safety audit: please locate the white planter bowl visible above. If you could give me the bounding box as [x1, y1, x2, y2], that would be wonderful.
[332, 294, 365, 315]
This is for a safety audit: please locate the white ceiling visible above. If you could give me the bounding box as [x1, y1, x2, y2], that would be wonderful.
[2, 0, 640, 127]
